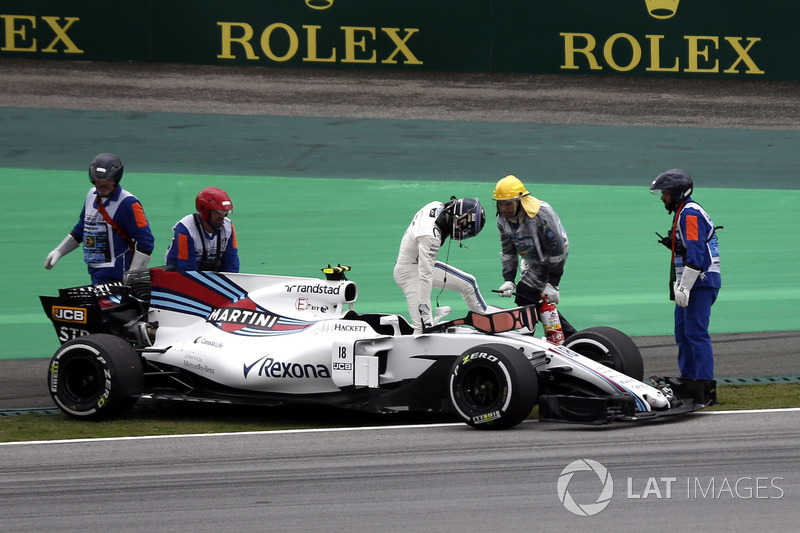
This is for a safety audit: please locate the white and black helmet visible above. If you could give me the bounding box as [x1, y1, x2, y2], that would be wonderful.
[650, 168, 693, 212]
[449, 197, 486, 241]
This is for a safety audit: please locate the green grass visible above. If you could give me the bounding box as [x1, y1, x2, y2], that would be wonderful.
[2, 383, 798, 443]
[0, 403, 456, 443]
[706, 383, 800, 411]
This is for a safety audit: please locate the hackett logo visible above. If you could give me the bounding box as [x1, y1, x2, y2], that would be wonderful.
[645, 0, 680, 19]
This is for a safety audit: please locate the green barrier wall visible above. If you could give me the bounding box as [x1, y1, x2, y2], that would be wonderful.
[2, 107, 799, 359]
[2, 0, 798, 79]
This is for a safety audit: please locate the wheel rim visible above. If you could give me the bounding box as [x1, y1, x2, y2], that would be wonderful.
[461, 364, 502, 410]
[61, 355, 104, 404]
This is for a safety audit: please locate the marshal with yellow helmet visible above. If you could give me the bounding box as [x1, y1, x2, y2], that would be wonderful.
[492, 174, 575, 343]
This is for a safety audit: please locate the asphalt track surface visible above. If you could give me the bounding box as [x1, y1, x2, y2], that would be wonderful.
[2, 58, 799, 410]
[3, 410, 800, 530]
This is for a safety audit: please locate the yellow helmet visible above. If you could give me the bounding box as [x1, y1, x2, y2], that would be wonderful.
[492, 175, 530, 201]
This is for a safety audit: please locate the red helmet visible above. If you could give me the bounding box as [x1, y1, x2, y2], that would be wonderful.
[196, 187, 233, 222]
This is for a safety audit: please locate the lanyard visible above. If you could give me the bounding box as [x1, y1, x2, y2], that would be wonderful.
[95, 195, 135, 256]
[192, 214, 222, 270]
[670, 199, 687, 265]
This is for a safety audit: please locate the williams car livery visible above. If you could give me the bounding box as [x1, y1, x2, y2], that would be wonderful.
[41, 265, 715, 428]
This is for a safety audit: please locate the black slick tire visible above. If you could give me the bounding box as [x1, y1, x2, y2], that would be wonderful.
[449, 343, 538, 430]
[48, 333, 143, 420]
[564, 326, 644, 381]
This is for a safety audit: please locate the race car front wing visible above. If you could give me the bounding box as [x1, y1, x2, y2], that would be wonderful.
[538, 376, 717, 424]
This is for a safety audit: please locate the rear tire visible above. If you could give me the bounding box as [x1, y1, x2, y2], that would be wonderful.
[48, 334, 143, 420]
[564, 326, 644, 381]
[449, 343, 539, 430]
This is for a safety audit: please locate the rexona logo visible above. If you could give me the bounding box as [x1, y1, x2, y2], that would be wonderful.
[561, 0, 764, 75]
[243, 355, 331, 379]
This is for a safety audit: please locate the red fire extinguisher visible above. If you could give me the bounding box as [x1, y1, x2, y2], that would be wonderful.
[539, 297, 565, 345]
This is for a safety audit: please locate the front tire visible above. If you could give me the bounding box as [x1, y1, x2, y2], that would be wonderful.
[564, 326, 644, 381]
[48, 334, 143, 420]
[449, 343, 539, 430]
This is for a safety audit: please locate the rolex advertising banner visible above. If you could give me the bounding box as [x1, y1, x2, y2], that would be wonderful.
[0, 2, 150, 61]
[2, 0, 798, 79]
[150, 0, 491, 71]
[493, 0, 795, 79]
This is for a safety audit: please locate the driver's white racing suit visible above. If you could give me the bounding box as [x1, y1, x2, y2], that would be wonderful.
[394, 201, 488, 335]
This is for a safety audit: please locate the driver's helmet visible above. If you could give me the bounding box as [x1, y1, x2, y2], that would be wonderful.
[89, 153, 124, 184]
[650, 169, 693, 210]
[492, 175, 530, 201]
[196, 187, 233, 223]
[450, 197, 485, 241]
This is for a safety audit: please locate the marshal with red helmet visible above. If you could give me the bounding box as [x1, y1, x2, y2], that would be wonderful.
[164, 186, 240, 273]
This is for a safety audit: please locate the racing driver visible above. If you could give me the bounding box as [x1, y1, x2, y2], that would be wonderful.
[394, 197, 489, 336]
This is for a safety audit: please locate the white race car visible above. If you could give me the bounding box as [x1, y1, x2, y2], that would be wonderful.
[40, 266, 716, 429]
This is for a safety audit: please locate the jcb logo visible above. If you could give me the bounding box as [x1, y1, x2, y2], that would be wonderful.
[52, 306, 87, 324]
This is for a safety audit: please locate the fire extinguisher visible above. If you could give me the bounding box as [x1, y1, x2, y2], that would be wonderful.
[539, 297, 565, 345]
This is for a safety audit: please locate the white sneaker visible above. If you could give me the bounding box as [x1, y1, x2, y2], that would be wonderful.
[432, 306, 451, 325]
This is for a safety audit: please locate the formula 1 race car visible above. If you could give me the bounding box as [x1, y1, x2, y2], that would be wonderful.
[40, 266, 716, 429]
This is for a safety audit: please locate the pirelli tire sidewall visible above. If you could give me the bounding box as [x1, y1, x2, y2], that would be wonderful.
[449, 343, 539, 430]
[48, 333, 143, 420]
